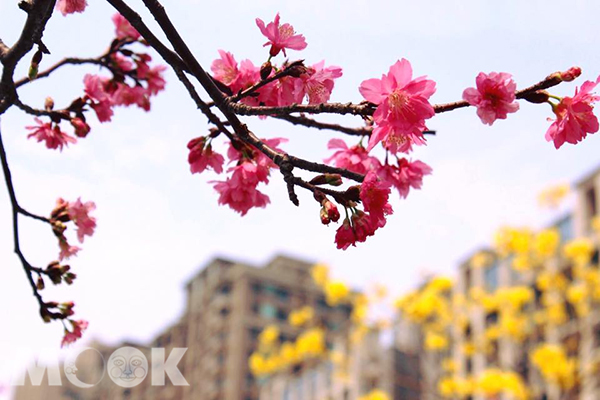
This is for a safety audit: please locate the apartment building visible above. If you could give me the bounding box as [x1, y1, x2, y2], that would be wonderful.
[14, 255, 354, 400]
[441, 166, 600, 400]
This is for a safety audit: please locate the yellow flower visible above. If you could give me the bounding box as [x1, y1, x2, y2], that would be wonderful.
[425, 331, 448, 351]
[564, 238, 594, 266]
[441, 358, 457, 373]
[259, 325, 279, 346]
[278, 342, 297, 366]
[592, 215, 600, 233]
[538, 183, 570, 209]
[463, 341, 476, 356]
[311, 263, 329, 287]
[428, 276, 453, 292]
[325, 280, 350, 305]
[566, 283, 588, 305]
[288, 306, 314, 327]
[531, 344, 577, 389]
[534, 229, 560, 259]
[470, 251, 493, 269]
[248, 353, 266, 376]
[295, 327, 325, 358]
[359, 390, 390, 400]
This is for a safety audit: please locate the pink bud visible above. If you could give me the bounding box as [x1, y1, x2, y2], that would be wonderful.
[559, 67, 582, 82]
[71, 118, 90, 138]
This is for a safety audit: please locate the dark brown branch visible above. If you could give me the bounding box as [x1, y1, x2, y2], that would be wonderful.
[0, 122, 46, 314]
[229, 60, 305, 103]
[230, 101, 376, 117]
[433, 71, 568, 114]
[14, 56, 104, 88]
[0, 0, 56, 115]
[276, 114, 371, 136]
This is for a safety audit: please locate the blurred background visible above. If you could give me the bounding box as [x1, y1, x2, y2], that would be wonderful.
[1, 0, 600, 399]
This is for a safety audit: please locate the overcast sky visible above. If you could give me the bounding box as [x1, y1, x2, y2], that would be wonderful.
[1, 0, 599, 394]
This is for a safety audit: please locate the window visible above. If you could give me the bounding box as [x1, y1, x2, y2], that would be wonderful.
[258, 303, 277, 319]
[484, 261, 499, 292]
[555, 215, 574, 242]
[586, 186, 597, 218]
[276, 308, 287, 321]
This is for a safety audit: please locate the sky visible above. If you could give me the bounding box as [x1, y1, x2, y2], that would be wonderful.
[1, 0, 600, 394]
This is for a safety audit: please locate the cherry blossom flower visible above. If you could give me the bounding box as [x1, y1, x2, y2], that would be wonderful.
[324, 139, 380, 175]
[545, 76, 600, 149]
[377, 158, 432, 199]
[142, 66, 167, 96]
[462, 72, 519, 125]
[112, 13, 141, 40]
[59, 239, 81, 261]
[297, 61, 343, 104]
[360, 171, 393, 223]
[61, 319, 89, 348]
[211, 50, 240, 87]
[67, 198, 97, 243]
[111, 53, 134, 72]
[56, 0, 87, 16]
[335, 219, 356, 250]
[359, 59, 436, 152]
[111, 84, 150, 110]
[26, 118, 77, 151]
[84, 74, 114, 122]
[212, 163, 271, 215]
[187, 137, 225, 174]
[335, 212, 378, 250]
[256, 13, 307, 57]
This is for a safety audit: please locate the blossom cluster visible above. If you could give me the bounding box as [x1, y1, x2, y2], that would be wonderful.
[26, 14, 166, 151]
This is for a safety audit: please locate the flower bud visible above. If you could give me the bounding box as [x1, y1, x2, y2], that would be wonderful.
[260, 61, 272, 80]
[44, 97, 55, 111]
[320, 207, 330, 225]
[310, 173, 343, 186]
[71, 117, 91, 138]
[559, 67, 582, 82]
[36, 276, 45, 290]
[322, 200, 340, 223]
[522, 91, 550, 104]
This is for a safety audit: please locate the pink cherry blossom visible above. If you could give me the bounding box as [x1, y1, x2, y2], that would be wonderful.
[67, 198, 97, 243]
[61, 319, 89, 348]
[84, 74, 115, 122]
[111, 53, 134, 72]
[143, 66, 167, 96]
[378, 158, 432, 198]
[211, 50, 240, 87]
[545, 76, 600, 149]
[359, 59, 436, 152]
[111, 84, 150, 110]
[256, 13, 307, 57]
[462, 72, 519, 125]
[324, 139, 380, 175]
[212, 163, 271, 215]
[26, 118, 77, 151]
[112, 13, 141, 40]
[297, 61, 343, 104]
[59, 239, 81, 261]
[360, 171, 393, 223]
[187, 137, 225, 174]
[335, 212, 379, 250]
[335, 219, 356, 250]
[56, 0, 87, 16]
